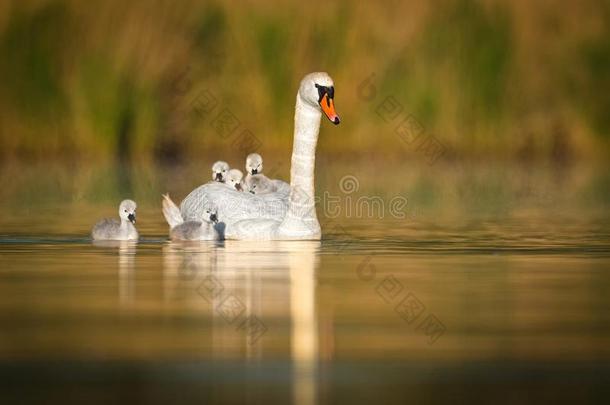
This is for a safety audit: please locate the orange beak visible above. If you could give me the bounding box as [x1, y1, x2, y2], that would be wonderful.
[319, 93, 340, 125]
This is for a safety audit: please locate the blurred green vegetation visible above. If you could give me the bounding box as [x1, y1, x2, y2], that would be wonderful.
[0, 0, 609, 163]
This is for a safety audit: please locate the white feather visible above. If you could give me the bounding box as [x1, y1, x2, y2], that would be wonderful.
[162, 194, 184, 228]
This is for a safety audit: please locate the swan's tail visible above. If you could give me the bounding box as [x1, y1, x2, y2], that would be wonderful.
[162, 194, 184, 228]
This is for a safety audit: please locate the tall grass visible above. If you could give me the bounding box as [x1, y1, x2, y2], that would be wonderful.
[0, 0, 608, 163]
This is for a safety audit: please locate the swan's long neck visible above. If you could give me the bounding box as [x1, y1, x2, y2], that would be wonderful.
[278, 94, 322, 238]
[289, 94, 321, 200]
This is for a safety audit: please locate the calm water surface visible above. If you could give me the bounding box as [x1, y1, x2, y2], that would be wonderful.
[0, 162, 609, 403]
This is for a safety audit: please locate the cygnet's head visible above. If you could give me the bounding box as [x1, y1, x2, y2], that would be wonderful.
[212, 161, 230, 182]
[245, 153, 263, 175]
[246, 175, 273, 195]
[119, 199, 137, 224]
[202, 204, 219, 224]
[227, 169, 244, 191]
[298, 72, 340, 125]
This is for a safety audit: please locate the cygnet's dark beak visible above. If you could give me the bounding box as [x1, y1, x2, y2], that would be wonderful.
[214, 172, 223, 182]
[249, 190, 255, 194]
[128, 213, 136, 224]
[251, 168, 258, 175]
[235, 183, 242, 191]
[210, 213, 218, 224]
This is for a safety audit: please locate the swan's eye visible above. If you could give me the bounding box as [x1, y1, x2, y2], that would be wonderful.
[124, 209, 127, 212]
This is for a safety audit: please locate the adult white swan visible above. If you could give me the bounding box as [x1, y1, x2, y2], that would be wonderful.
[180, 72, 340, 240]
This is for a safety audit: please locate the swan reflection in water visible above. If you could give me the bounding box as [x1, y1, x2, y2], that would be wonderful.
[93, 240, 137, 306]
[162, 240, 321, 405]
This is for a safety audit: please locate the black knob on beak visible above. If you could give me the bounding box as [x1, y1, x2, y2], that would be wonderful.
[128, 213, 136, 224]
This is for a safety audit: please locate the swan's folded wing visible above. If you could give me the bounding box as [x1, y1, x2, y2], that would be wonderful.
[179, 182, 220, 221]
[180, 182, 290, 226]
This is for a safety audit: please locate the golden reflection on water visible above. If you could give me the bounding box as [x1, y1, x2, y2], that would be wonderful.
[93, 241, 138, 306]
[161, 240, 320, 405]
[1, 162, 610, 401]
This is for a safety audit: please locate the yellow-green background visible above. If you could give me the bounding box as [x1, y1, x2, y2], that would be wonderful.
[0, 0, 609, 163]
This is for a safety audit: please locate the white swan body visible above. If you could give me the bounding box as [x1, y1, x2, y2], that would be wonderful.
[180, 72, 340, 240]
[180, 182, 289, 227]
